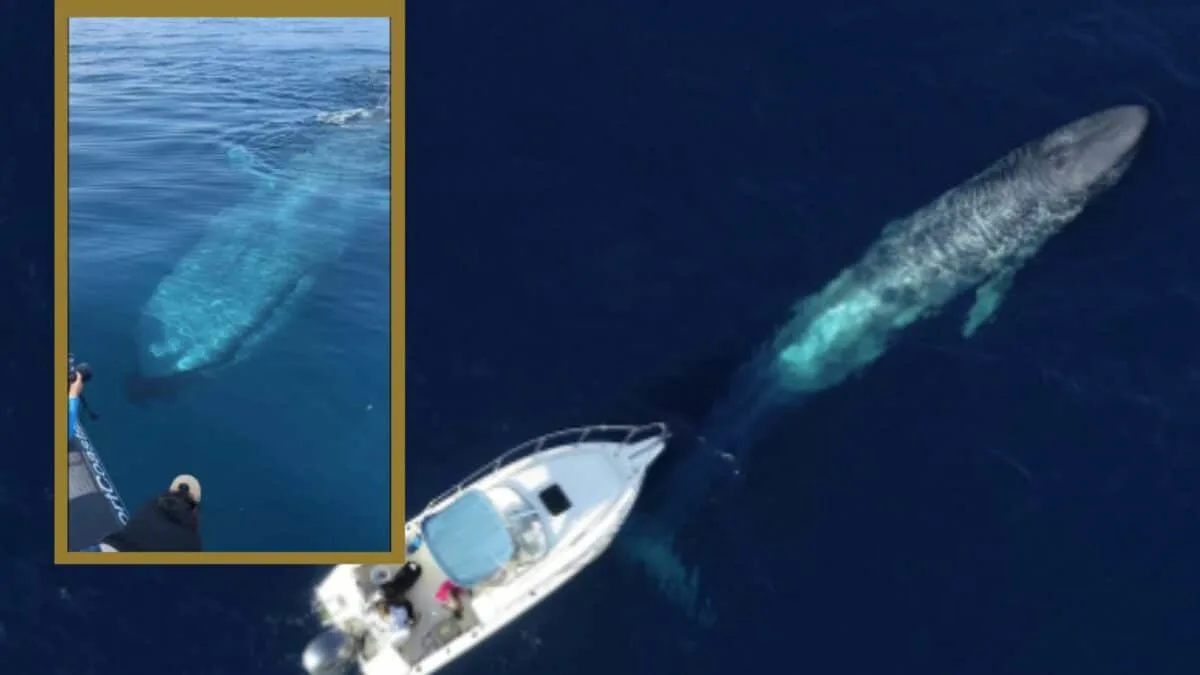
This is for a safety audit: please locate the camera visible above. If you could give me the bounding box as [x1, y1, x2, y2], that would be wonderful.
[68, 353, 93, 385]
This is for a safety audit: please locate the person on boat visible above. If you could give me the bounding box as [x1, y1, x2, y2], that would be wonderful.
[435, 579, 468, 620]
[380, 560, 422, 602]
[376, 595, 417, 626]
[67, 371, 85, 439]
[84, 474, 204, 552]
[376, 562, 424, 626]
[368, 599, 414, 647]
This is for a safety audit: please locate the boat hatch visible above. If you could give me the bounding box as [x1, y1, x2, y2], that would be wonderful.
[538, 484, 572, 516]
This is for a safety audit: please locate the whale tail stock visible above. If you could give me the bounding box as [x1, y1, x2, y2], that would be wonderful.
[610, 344, 779, 627]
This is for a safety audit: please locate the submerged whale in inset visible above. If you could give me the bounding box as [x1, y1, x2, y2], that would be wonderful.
[129, 112, 389, 401]
[618, 105, 1150, 623]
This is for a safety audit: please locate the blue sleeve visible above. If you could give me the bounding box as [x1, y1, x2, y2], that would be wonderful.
[68, 397, 80, 439]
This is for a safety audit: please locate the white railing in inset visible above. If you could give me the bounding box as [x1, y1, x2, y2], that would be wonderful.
[424, 422, 669, 512]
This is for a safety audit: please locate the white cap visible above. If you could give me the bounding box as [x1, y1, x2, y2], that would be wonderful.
[170, 474, 202, 504]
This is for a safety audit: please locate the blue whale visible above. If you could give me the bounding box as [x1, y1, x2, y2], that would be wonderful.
[618, 105, 1150, 623]
[129, 115, 388, 401]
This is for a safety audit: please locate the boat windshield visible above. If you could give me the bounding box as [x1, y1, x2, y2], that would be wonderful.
[494, 487, 550, 569]
[422, 487, 550, 587]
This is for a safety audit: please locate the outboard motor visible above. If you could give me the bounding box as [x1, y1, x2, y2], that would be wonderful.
[302, 628, 356, 675]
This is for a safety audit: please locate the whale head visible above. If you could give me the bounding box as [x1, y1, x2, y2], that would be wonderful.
[124, 314, 214, 403]
[135, 313, 214, 379]
[1032, 104, 1149, 199]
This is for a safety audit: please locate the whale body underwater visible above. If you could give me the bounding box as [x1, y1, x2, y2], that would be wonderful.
[618, 105, 1151, 622]
[127, 116, 389, 401]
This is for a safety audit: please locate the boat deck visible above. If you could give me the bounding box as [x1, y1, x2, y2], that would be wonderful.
[67, 424, 130, 551]
[356, 544, 483, 671]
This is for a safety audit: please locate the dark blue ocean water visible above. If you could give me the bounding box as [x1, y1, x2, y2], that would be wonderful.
[4, 2, 1200, 675]
[68, 18, 392, 552]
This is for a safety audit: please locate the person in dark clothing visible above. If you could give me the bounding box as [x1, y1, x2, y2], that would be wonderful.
[88, 474, 203, 552]
[384, 557, 427, 593]
[384, 559, 427, 619]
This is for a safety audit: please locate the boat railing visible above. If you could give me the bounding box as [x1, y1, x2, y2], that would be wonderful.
[424, 422, 669, 512]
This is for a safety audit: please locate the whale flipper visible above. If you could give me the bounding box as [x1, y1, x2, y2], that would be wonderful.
[962, 266, 1018, 338]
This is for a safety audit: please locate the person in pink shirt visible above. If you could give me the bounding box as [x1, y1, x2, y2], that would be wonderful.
[435, 579, 469, 619]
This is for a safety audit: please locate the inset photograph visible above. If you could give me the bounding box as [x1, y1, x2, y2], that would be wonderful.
[64, 17, 395, 559]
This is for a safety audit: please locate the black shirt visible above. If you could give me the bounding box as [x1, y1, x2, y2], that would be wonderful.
[102, 490, 202, 552]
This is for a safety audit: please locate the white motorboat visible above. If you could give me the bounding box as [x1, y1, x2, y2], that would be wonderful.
[301, 422, 670, 675]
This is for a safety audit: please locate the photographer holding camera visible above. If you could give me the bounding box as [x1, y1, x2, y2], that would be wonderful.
[68, 354, 204, 552]
[67, 356, 92, 439]
[68, 372, 84, 438]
